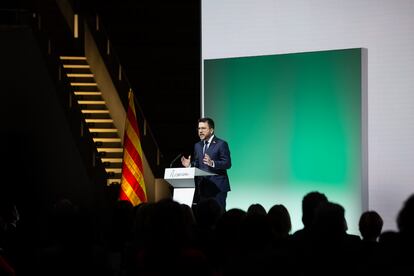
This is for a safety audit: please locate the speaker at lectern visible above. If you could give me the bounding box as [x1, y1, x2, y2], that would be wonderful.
[164, 167, 216, 207]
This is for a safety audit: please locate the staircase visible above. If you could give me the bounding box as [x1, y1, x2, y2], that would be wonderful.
[60, 56, 123, 186]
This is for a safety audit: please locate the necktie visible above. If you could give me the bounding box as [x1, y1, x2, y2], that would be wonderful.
[203, 140, 208, 155]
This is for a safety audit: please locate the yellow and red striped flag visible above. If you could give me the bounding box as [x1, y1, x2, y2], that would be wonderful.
[119, 91, 147, 206]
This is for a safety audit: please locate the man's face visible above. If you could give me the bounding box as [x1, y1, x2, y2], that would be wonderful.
[198, 122, 213, 141]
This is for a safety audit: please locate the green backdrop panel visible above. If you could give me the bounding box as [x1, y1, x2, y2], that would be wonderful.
[204, 48, 363, 234]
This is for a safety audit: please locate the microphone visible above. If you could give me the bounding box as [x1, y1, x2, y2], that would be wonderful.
[169, 153, 182, 168]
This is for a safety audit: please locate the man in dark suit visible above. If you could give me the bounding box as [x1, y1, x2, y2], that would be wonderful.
[181, 117, 232, 210]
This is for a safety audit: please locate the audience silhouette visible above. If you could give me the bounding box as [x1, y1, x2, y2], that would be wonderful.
[4, 191, 414, 275]
[359, 210, 383, 242]
[267, 204, 292, 241]
[35, 198, 110, 276]
[291, 191, 328, 243]
[386, 194, 414, 273]
[358, 210, 383, 274]
[247, 203, 267, 217]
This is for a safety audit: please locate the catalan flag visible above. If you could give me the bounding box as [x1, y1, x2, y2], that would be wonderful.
[119, 91, 147, 206]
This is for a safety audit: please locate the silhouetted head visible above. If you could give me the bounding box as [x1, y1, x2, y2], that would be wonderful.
[216, 208, 246, 246]
[194, 198, 222, 228]
[267, 204, 292, 238]
[247, 203, 267, 217]
[148, 198, 192, 248]
[301, 191, 328, 228]
[397, 194, 414, 234]
[313, 201, 347, 239]
[359, 210, 383, 241]
[241, 210, 272, 250]
[180, 203, 196, 227]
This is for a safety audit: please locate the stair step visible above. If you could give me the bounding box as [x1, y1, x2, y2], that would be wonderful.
[93, 138, 120, 142]
[81, 110, 110, 114]
[84, 117, 114, 123]
[66, 73, 95, 78]
[78, 100, 106, 105]
[107, 179, 121, 186]
[89, 128, 118, 133]
[97, 148, 123, 153]
[70, 82, 97, 86]
[77, 97, 104, 102]
[83, 115, 111, 121]
[104, 165, 123, 170]
[86, 119, 114, 123]
[93, 137, 122, 147]
[60, 56, 87, 60]
[105, 168, 122, 174]
[63, 64, 90, 69]
[61, 54, 125, 188]
[74, 91, 102, 96]
[84, 116, 112, 121]
[67, 73, 94, 78]
[101, 158, 123, 163]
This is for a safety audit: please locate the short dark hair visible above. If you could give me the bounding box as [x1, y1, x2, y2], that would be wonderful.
[397, 194, 414, 233]
[359, 210, 383, 240]
[302, 191, 328, 227]
[198, 117, 215, 129]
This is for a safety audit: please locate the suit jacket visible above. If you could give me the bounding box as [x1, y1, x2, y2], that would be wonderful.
[193, 136, 232, 192]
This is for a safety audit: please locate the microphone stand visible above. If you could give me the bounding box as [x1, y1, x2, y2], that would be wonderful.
[169, 153, 182, 168]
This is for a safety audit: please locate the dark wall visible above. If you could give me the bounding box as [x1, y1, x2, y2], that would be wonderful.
[86, 1, 201, 166]
[0, 27, 106, 240]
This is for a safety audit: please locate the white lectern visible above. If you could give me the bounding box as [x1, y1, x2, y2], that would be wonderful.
[164, 167, 215, 207]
